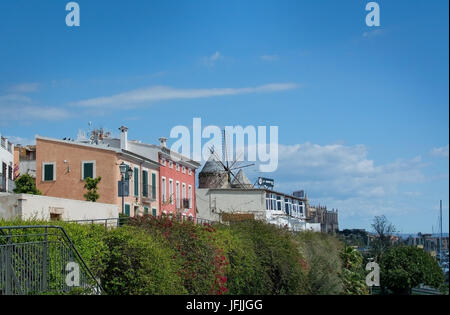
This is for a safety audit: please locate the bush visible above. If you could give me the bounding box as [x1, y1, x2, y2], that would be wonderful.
[295, 231, 344, 295]
[101, 226, 186, 295]
[129, 216, 226, 295]
[228, 221, 308, 295]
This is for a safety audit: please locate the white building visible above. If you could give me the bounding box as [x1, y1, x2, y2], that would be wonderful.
[196, 188, 320, 232]
[0, 193, 118, 226]
[0, 133, 15, 193]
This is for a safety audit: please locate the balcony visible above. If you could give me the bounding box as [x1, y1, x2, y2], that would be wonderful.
[141, 185, 156, 204]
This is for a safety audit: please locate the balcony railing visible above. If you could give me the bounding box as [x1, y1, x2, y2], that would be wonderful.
[141, 185, 156, 203]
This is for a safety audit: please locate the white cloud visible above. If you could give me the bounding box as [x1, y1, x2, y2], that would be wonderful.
[239, 142, 427, 203]
[9, 83, 40, 93]
[203, 51, 224, 66]
[72, 83, 300, 108]
[260, 55, 279, 61]
[430, 145, 449, 158]
[0, 93, 70, 122]
[5, 136, 36, 145]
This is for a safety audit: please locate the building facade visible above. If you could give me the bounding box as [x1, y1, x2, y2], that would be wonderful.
[119, 137, 200, 220]
[0, 133, 15, 193]
[14, 145, 36, 178]
[36, 130, 160, 217]
[307, 205, 339, 234]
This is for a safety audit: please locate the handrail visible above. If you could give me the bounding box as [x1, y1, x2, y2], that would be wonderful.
[0, 225, 104, 294]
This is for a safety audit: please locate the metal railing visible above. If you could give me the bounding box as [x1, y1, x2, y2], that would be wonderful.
[0, 226, 103, 295]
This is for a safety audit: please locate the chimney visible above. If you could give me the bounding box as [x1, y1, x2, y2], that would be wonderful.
[159, 137, 168, 148]
[119, 126, 128, 151]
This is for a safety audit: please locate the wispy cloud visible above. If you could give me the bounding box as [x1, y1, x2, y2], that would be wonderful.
[203, 51, 223, 66]
[362, 29, 384, 38]
[0, 93, 70, 123]
[430, 145, 449, 159]
[260, 55, 279, 62]
[5, 136, 36, 145]
[9, 83, 40, 93]
[72, 83, 300, 108]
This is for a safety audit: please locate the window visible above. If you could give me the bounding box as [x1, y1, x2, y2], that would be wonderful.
[182, 166, 186, 174]
[162, 177, 167, 202]
[134, 167, 139, 197]
[188, 168, 192, 176]
[188, 185, 192, 208]
[176, 181, 180, 208]
[43, 162, 55, 181]
[151, 173, 156, 199]
[152, 208, 157, 217]
[169, 179, 174, 204]
[81, 161, 95, 180]
[124, 204, 131, 216]
[266, 193, 276, 210]
[142, 170, 148, 197]
[144, 207, 149, 215]
[277, 196, 282, 211]
[161, 158, 166, 166]
[176, 163, 180, 171]
[169, 161, 173, 168]
[182, 183, 186, 208]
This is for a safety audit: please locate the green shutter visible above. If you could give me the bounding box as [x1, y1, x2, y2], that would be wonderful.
[124, 204, 130, 216]
[83, 163, 94, 179]
[142, 170, 148, 197]
[152, 208, 157, 217]
[124, 165, 130, 181]
[151, 173, 156, 199]
[44, 164, 54, 181]
[134, 167, 139, 197]
[144, 207, 149, 215]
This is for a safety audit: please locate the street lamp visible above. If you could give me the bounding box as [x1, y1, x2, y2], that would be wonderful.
[119, 162, 133, 215]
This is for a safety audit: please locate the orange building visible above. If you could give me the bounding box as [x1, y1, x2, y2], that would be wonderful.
[36, 128, 160, 217]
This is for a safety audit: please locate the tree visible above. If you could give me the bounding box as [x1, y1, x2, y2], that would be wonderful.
[371, 215, 396, 260]
[13, 174, 41, 195]
[83, 176, 102, 202]
[380, 246, 444, 295]
[340, 246, 369, 295]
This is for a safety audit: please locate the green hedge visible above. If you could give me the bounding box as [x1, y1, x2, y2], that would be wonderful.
[1, 218, 367, 295]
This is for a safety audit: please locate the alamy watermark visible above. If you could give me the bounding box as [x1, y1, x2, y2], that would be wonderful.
[65, 262, 80, 287]
[365, 262, 380, 287]
[169, 118, 278, 173]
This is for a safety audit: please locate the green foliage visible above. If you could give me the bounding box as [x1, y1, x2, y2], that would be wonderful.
[229, 221, 308, 295]
[380, 246, 445, 295]
[340, 246, 369, 295]
[295, 231, 344, 294]
[13, 174, 41, 195]
[83, 176, 102, 202]
[129, 216, 226, 295]
[102, 226, 186, 295]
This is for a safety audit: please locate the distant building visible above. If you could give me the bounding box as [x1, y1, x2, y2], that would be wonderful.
[14, 145, 36, 178]
[0, 133, 14, 193]
[196, 157, 320, 232]
[406, 233, 449, 255]
[307, 205, 339, 234]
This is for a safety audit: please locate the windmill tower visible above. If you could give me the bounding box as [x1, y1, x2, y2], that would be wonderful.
[198, 129, 255, 189]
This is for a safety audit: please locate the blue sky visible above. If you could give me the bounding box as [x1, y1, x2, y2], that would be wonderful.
[0, 0, 448, 233]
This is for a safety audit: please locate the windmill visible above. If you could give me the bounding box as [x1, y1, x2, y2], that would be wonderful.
[207, 129, 255, 189]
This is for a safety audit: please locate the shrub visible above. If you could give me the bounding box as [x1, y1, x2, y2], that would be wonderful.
[129, 216, 225, 295]
[228, 220, 308, 295]
[13, 174, 41, 195]
[295, 231, 344, 295]
[340, 246, 369, 295]
[102, 226, 186, 295]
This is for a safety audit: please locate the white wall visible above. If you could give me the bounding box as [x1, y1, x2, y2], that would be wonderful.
[0, 193, 118, 224]
[0, 133, 14, 192]
[196, 188, 267, 222]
